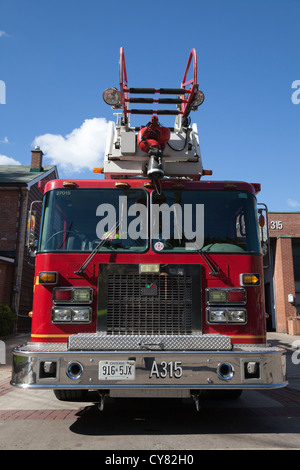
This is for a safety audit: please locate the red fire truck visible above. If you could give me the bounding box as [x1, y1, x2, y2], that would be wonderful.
[11, 48, 287, 410]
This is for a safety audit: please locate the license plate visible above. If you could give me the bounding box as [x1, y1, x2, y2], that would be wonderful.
[99, 360, 135, 380]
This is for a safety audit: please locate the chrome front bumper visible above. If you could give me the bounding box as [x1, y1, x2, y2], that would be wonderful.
[11, 340, 288, 395]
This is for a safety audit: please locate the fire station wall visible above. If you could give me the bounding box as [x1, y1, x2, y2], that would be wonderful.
[0, 262, 14, 306]
[0, 189, 20, 254]
[268, 212, 300, 334]
[0, 188, 22, 312]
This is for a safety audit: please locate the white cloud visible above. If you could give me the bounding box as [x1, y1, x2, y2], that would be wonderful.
[0, 154, 21, 165]
[33, 118, 109, 173]
[0, 31, 6, 37]
[287, 198, 300, 208]
[0, 136, 9, 144]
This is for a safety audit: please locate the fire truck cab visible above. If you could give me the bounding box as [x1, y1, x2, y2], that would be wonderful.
[11, 48, 287, 409]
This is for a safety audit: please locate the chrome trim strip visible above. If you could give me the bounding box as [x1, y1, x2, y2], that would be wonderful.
[11, 382, 288, 390]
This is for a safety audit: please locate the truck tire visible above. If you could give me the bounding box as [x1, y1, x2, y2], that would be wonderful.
[53, 390, 88, 401]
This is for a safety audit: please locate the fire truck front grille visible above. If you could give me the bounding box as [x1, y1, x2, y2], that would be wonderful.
[97, 264, 202, 335]
[107, 274, 192, 335]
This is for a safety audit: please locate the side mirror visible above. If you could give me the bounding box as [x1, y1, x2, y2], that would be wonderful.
[26, 201, 42, 257]
[26, 211, 36, 246]
[257, 203, 270, 268]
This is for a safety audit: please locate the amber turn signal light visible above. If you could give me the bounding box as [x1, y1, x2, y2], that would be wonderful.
[240, 274, 260, 286]
[38, 272, 58, 285]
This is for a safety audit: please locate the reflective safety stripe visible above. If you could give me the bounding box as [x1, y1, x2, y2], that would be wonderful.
[230, 334, 266, 340]
[31, 334, 71, 339]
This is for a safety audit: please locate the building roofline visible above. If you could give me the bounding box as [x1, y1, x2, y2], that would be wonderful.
[0, 256, 15, 264]
[0, 165, 58, 187]
[27, 166, 58, 188]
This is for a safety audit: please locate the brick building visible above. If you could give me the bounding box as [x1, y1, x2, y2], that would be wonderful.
[0, 148, 58, 332]
[265, 212, 300, 335]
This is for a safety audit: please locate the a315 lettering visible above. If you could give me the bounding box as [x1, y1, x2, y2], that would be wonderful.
[149, 360, 183, 379]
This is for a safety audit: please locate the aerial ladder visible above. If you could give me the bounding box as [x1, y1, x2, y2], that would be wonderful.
[101, 47, 209, 181]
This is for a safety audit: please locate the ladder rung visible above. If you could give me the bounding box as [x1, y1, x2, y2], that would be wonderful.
[130, 109, 180, 115]
[158, 98, 184, 104]
[159, 88, 187, 95]
[129, 98, 184, 104]
[130, 109, 154, 114]
[127, 87, 188, 95]
[157, 110, 180, 115]
[129, 98, 154, 104]
[129, 88, 156, 94]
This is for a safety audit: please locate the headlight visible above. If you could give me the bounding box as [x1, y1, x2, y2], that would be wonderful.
[227, 309, 247, 323]
[52, 307, 92, 323]
[208, 309, 227, 323]
[207, 308, 247, 324]
[72, 307, 92, 322]
[52, 308, 72, 322]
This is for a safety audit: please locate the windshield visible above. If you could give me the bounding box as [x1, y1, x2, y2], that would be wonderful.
[38, 187, 260, 254]
[151, 189, 260, 254]
[39, 188, 148, 252]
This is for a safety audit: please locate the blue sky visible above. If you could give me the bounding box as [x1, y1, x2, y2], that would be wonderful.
[0, 0, 299, 211]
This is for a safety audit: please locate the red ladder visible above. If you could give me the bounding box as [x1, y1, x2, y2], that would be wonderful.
[119, 47, 199, 120]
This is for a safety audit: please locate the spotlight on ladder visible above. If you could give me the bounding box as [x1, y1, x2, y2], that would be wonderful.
[102, 88, 121, 108]
[191, 90, 205, 110]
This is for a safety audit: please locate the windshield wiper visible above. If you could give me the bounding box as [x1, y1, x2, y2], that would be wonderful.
[74, 221, 119, 276]
[171, 207, 220, 276]
[197, 248, 220, 276]
[187, 239, 220, 276]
